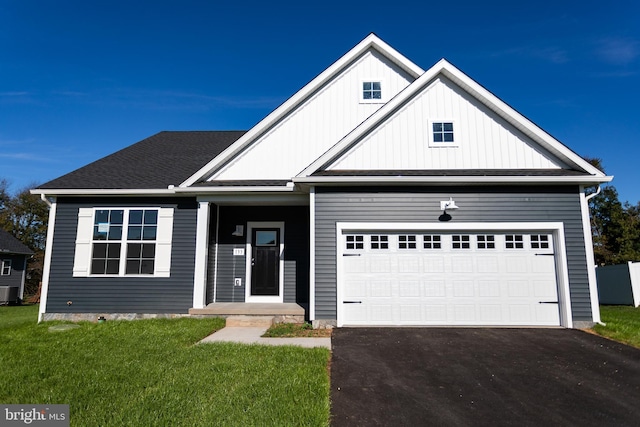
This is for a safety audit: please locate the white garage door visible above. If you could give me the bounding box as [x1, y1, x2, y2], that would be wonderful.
[339, 231, 560, 326]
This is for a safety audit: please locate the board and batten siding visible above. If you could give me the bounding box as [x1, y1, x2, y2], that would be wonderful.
[207, 205, 309, 304]
[314, 186, 593, 322]
[45, 197, 198, 313]
[210, 49, 415, 181]
[329, 76, 567, 171]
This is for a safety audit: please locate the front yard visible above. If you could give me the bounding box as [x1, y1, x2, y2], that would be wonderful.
[593, 305, 640, 348]
[0, 305, 330, 426]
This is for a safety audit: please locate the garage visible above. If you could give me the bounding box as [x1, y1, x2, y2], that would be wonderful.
[337, 224, 567, 327]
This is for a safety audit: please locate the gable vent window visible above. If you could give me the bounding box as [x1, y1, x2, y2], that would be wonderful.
[433, 122, 454, 142]
[361, 81, 383, 103]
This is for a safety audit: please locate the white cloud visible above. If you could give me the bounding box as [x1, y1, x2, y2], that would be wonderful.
[595, 37, 639, 66]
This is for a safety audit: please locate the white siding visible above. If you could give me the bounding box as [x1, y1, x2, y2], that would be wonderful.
[329, 76, 567, 170]
[210, 49, 415, 181]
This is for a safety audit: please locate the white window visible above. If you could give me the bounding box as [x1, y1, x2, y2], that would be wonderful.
[371, 235, 389, 249]
[1, 259, 11, 275]
[346, 235, 364, 250]
[452, 234, 471, 249]
[506, 234, 524, 249]
[361, 81, 383, 103]
[398, 235, 417, 249]
[429, 121, 457, 147]
[477, 235, 495, 249]
[423, 235, 442, 249]
[531, 234, 550, 249]
[73, 207, 173, 277]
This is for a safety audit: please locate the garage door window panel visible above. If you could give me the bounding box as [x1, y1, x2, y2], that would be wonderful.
[506, 235, 524, 249]
[399, 235, 417, 249]
[346, 235, 364, 250]
[424, 235, 442, 249]
[531, 234, 550, 249]
[371, 235, 389, 250]
[452, 235, 471, 249]
[477, 235, 496, 249]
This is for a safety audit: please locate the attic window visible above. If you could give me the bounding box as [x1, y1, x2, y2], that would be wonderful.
[429, 121, 457, 147]
[361, 81, 382, 103]
[1, 259, 10, 275]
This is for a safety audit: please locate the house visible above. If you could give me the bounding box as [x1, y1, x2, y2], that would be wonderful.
[0, 228, 33, 302]
[32, 34, 612, 328]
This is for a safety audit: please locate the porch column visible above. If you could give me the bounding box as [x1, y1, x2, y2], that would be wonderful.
[192, 201, 210, 309]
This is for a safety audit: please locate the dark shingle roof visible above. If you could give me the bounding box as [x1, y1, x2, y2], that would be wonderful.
[312, 169, 590, 177]
[0, 229, 33, 255]
[37, 131, 246, 190]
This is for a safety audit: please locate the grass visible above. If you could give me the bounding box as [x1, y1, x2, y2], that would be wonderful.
[262, 322, 332, 338]
[0, 305, 331, 426]
[593, 305, 640, 348]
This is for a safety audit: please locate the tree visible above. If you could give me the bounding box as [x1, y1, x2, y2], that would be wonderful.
[586, 158, 640, 265]
[0, 180, 49, 297]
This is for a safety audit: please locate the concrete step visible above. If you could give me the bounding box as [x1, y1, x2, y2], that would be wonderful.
[226, 315, 274, 328]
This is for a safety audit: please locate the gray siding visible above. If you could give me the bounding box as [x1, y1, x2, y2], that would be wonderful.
[0, 254, 27, 289]
[207, 205, 309, 304]
[46, 197, 198, 313]
[314, 186, 592, 321]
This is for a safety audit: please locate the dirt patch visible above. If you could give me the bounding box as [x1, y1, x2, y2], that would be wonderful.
[263, 323, 332, 338]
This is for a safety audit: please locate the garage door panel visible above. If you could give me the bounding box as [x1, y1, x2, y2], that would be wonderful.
[340, 231, 561, 326]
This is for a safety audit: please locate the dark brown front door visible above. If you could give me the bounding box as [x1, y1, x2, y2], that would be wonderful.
[251, 229, 280, 296]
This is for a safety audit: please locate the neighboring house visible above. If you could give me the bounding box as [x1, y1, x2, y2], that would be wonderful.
[32, 34, 612, 328]
[0, 228, 33, 301]
[596, 262, 640, 307]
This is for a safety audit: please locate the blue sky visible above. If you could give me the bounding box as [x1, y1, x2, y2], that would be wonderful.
[1, 0, 638, 202]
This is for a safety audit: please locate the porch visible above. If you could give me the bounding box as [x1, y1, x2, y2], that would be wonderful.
[189, 302, 306, 323]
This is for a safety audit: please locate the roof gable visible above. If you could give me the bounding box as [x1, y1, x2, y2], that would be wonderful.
[299, 59, 609, 181]
[180, 34, 424, 187]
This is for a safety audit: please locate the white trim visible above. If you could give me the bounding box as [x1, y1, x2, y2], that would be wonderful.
[179, 34, 424, 188]
[245, 221, 285, 303]
[174, 186, 297, 193]
[580, 187, 601, 323]
[335, 221, 573, 328]
[293, 175, 613, 185]
[192, 201, 210, 309]
[20, 257, 27, 300]
[213, 204, 220, 303]
[0, 259, 11, 275]
[39, 197, 57, 323]
[194, 194, 309, 205]
[309, 187, 316, 320]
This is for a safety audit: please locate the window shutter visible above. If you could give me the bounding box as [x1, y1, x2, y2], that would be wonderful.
[154, 208, 174, 277]
[73, 208, 94, 277]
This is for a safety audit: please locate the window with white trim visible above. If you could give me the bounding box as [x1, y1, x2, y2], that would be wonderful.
[477, 235, 495, 249]
[506, 234, 524, 249]
[398, 235, 417, 249]
[423, 235, 442, 249]
[371, 235, 389, 249]
[452, 234, 470, 249]
[361, 81, 382, 103]
[1, 259, 11, 275]
[73, 207, 173, 278]
[346, 235, 364, 250]
[429, 121, 457, 147]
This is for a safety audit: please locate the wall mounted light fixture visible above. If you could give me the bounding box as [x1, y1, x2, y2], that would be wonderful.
[440, 197, 459, 212]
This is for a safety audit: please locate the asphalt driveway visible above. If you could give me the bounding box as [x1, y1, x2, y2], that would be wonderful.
[331, 328, 640, 426]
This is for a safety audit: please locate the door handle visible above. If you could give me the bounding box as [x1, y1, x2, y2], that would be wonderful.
[539, 301, 559, 304]
[343, 301, 362, 304]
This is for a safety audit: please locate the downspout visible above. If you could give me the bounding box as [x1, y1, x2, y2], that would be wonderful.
[584, 185, 606, 326]
[40, 193, 52, 208]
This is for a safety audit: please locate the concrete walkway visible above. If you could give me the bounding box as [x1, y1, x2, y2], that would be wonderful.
[199, 326, 332, 349]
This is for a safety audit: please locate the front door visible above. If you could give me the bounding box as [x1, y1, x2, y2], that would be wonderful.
[251, 228, 280, 296]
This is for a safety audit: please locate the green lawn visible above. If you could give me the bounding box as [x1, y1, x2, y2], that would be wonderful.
[593, 305, 640, 348]
[0, 305, 330, 426]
